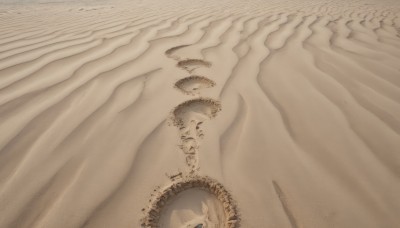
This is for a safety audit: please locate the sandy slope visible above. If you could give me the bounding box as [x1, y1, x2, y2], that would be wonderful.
[0, 0, 400, 227]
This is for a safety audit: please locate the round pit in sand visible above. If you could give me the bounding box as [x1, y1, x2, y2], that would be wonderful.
[170, 98, 221, 128]
[174, 76, 216, 95]
[140, 175, 240, 228]
[177, 59, 212, 73]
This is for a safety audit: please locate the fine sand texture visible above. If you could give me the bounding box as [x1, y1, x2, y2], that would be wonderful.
[1, 0, 400, 227]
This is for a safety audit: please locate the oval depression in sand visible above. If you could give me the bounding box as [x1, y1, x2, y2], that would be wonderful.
[171, 98, 221, 127]
[177, 59, 212, 72]
[174, 76, 216, 95]
[141, 175, 240, 228]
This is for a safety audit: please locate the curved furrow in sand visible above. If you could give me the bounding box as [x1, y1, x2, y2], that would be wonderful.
[336, 18, 400, 67]
[234, 15, 277, 56]
[151, 12, 240, 59]
[360, 15, 397, 41]
[0, 37, 104, 91]
[238, 14, 267, 38]
[80, 120, 168, 228]
[0, 31, 136, 99]
[0, 17, 176, 150]
[154, 12, 198, 38]
[203, 9, 278, 51]
[265, 14, 305, 51]
[303, 14, 400, 175]
[288, 9, 397, 182]
[0, 26, 46, 40]
[67, 11, 148, 32]
[253, 15, 317, 139]
[0, 14, 172, 94]
[237, 15, 276, 44]
[3, 7, 133, 31]
[309, 48, 400, 167]
[0, 65, 154, 182]
[0, 9, 163, 55]
[219, 15, 283, 97]
[212, 13, 306, 181]
[0, 32, 64, 54]
[200, 15, 255, 60]
[0, 18, 77, 41]
[38, 13, 136, 36]
[0, 11, 216, 153]
[331, 41, 400, 107]
[304, 27, 400, 214]
[5, 158, 83, 228]
[220, 12, 297, 98]
[0, 14, 165, 71]
[198, 12, 267, 62]
[348, 19, 400, 56]
[0, 67, 159, 188]
[180, 15, 243, 61]
[3, 15, 164, 87]
[332, 40, 400, 87]
[0, 29, 52, 47]
[149, 12, 232, 54]
[154, 12, 242, 61]
[25, 160, 87, 228]
[0, 30, 97, 56]
[0, 13, 49, 28]
[319, 14, 400, 104]
[0, 18, 141, 59]
[257, 13, 400, 224]
[0, 68, 160, 227]
[221, 13, 299, 144]
[172, 14, 241, 60]
[219, 94, 247, 179]
[328, 19, 400, 97]
[151, 12, 217, 42]
[0, 32, 106, 70]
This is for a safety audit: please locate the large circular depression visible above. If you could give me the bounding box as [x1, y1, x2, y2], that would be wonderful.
[141, 176, 240, 228]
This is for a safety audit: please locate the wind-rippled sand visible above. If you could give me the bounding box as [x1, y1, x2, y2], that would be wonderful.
[0, 0, 400, 227]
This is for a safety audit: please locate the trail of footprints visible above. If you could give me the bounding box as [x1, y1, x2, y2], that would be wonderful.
[165, 44, 220, 173]
[140, 45, 240, 228]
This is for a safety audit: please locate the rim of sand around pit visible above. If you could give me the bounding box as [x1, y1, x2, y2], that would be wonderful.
[140, 175, 240, 228]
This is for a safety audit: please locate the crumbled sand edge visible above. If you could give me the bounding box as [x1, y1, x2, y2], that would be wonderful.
[170, 97, 222, 127]
[140, 175, 240, 228]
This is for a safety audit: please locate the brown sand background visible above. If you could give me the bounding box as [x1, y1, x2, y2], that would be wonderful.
[0, 0, 400, 227]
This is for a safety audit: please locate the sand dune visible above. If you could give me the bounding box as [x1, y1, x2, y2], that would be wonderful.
[0, 0, 400, 227]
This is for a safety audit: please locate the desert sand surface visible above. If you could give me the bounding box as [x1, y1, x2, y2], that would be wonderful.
[0, 0, 400, 227]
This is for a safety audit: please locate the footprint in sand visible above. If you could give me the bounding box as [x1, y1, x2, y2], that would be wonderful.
[165, 45, 191, 60]
[165, 45, 212, 72]
[171, 98, 221, 170]
[171, 98, 221, 128]
[141, 175, 240, 228]
[175, 76, 216, 95]
[177, 59, 212, 73]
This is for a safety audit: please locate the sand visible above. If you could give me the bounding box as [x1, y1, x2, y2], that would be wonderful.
[0, 0, 400, 227]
